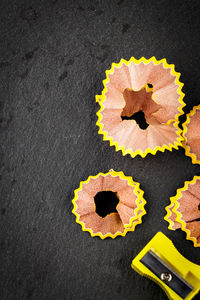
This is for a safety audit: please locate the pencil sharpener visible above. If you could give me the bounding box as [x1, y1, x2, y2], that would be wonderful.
[131, 232, 200, 300]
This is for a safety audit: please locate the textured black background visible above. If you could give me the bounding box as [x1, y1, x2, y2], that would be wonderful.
[1, 0, 200, 299]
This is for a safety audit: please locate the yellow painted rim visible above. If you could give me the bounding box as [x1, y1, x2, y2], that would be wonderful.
[72, 169, 147, 239]
[96, 57, 186, 158]
[182, 104, 200, 164]
[164, 175, 200, 247]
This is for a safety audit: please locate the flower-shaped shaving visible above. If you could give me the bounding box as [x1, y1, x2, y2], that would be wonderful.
[72, 170, 146, 239]
[96, 57, 185, 158]
[182, 105, 200, 164]
[165, 176, 200, 247]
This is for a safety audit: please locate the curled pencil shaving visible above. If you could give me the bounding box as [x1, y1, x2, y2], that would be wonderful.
[72, 170, 146, 239]
[96, 57, 185, 158]
[182, 105, 200, 164]
[165, 177, 200, 247]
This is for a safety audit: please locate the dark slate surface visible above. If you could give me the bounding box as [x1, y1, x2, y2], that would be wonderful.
[1, 0, 200, 299]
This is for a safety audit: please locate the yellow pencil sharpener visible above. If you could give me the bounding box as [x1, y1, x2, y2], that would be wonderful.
[131, 232, 200, 300]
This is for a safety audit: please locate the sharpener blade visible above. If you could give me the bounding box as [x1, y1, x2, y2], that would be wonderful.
[140, 250, 193, 299]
